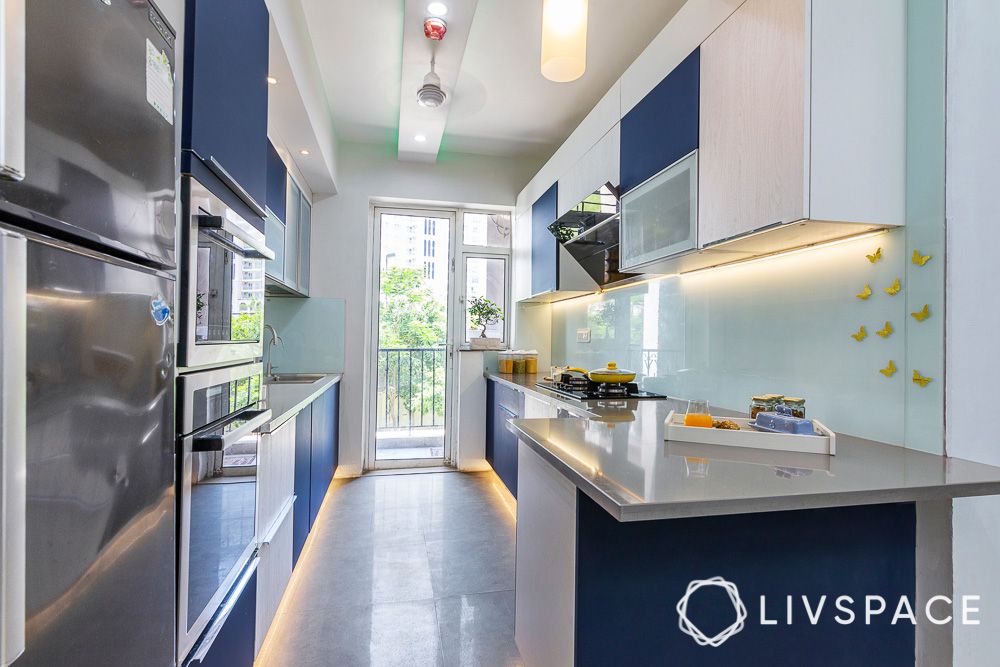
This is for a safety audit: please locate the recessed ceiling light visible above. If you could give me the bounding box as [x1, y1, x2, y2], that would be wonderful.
[427, 2, 447, 16]
[299, 149, 311, 156]
[266, 75, 278, 85]
[414, 134, 427, 143]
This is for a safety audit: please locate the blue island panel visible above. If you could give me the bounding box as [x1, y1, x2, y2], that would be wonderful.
[575, 494, 915, 666]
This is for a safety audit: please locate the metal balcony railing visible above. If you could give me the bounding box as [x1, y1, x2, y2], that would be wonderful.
[376, 347, 446, 430]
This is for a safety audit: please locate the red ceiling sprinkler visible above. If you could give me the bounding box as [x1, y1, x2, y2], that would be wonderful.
[424, 17, 447, 41]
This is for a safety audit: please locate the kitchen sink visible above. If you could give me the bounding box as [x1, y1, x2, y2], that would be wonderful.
[265, 373, 327, 385]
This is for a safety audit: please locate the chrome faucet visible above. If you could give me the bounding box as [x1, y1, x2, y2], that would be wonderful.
[263, 324, 283, 377]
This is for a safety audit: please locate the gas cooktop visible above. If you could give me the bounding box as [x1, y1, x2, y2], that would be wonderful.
[535, 377, 666, 401]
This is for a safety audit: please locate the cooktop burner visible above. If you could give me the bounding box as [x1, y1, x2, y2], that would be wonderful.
[535, 376, 666, 401]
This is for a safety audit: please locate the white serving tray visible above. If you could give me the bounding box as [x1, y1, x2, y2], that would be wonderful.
[664, 410, 836, 456]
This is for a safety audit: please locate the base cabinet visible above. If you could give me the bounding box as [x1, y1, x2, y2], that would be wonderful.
[486, 380, 522, 498]
[255, 504, 294, 657]
[187, 565, 258, 667]
[310, 383, 340, 525]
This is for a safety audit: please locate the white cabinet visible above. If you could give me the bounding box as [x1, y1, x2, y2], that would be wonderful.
[698, 0, 905, 246]
[620, 151, 698, 271]
[557, 124, 621, 218]
[255, 500, 293, 656]
[258, 418, 295, 548]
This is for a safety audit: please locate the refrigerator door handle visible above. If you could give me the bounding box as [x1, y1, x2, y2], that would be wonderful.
[0, 0, 25, 182]
[0, 230, 26, 666]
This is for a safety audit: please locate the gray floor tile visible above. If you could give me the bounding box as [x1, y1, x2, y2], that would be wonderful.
[258, 471, 521, 667]
[436, 592, 524, 667]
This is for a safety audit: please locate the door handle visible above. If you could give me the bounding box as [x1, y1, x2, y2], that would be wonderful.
[0, 0, 26, 182]
[184, 408, 272, 452]
[0, 229, 26, 666]
[196, 214, 274, 260]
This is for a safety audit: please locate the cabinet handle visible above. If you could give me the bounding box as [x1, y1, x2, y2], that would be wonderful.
[0, 229, 26, 667]
[0, 0, 26, 182]
[205, 156, 268, 219]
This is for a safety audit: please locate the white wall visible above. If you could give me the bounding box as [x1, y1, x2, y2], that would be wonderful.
[946, 0, 1000, 663]
[310, 141, 535, 475]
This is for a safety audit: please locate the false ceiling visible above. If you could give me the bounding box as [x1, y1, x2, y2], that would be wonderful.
[300, 0, 688, 162]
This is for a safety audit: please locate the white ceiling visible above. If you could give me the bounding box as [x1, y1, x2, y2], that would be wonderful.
[301, 0, 689, 161]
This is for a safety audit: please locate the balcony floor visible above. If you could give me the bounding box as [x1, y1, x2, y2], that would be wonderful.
[376, 427, 445, 460]
[256, 470, 521, 667]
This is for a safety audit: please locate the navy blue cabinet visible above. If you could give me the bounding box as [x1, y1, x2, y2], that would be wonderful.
[292, 405, 313, 566]
[182, 0, 269, 229]
[530, 183, 559, 296]
[620, 48, 700, 194]
[310, 383, 340, 525]
[266, 141, 287, 223]
[486, 380, 520, 498]
[187, 565, 257, 667]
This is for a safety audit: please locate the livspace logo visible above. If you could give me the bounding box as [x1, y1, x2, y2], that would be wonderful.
[676, 576, 982, 648]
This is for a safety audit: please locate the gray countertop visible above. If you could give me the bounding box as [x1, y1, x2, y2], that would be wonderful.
[486, 372, 1000, 521]
[260, 373, 342, 434]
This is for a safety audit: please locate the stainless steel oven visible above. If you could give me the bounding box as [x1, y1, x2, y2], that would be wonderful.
[179, 177, 274, 370]
[177, 362, 271, 661]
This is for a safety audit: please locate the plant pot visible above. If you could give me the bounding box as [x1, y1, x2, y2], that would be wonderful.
[470, 337, 503, 350]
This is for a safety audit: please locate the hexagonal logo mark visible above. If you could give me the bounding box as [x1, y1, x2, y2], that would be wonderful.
[676, 577, 748, 647]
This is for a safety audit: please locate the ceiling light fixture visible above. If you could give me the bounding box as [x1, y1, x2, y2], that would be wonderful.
[299, 149, 310, 156]
[416, 55, 447, 108]
[427, 2, 448, 16]
[266, 75, 278, 85]
[541, 0, 589, 83]
[423, 16, 447, 41]
[414, 134, 427, 143]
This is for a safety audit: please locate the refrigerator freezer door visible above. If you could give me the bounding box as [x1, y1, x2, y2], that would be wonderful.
[0, 0, 176, 267]
[0, 230, 26, 667]
[16, 236, 175, 667]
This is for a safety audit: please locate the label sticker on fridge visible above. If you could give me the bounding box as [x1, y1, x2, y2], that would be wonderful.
[151, 295, 172, 326]
[146, 39, 174, 125]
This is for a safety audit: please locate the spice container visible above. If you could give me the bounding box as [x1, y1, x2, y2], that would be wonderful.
[511, 351, 526, 374]
[523, 350, 539, 374]
[749, 395, 770, 420]
[779, 397, 806, 419]
[498, 351, 514, 374]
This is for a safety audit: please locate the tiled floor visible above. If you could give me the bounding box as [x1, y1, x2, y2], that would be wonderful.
[256, 470, 522, 667]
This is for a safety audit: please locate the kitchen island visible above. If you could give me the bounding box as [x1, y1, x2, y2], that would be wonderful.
[506, 398, 1000, 666]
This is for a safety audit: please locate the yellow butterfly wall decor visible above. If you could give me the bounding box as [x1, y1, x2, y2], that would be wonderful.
[851, 326, 868, 342]
[883, 278, 901, 296]
[880, 360, 897, 377]
[912, 370, 933, 387]
[876, 321, 894, 338]
[911, 304, 931, 322]
[856, 284, 873, 300]
[912, 250, 932, 266]
[866, 247, 883, 263]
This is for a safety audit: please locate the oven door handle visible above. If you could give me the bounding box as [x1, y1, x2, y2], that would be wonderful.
[196, 214, 275, 261]
[186, 408, 272, 452]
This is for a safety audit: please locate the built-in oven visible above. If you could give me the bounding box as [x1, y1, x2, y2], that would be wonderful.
[179, 177, 274, 370]
[177, 362, 271, 662]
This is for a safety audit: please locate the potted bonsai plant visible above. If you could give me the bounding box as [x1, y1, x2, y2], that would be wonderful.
[467, 296, 504, 350]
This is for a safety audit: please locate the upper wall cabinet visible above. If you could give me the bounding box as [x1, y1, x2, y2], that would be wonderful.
[265, 174, 311, 297]
[530, 184, 559, 297]
[557, 124, 621, 217]
[182, 0, 269, 229]
[698, 0, 905, 247]
[620, 49, 700, 195]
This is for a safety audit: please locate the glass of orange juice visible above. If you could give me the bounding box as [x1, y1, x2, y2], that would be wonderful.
[684, 399, 713, 428]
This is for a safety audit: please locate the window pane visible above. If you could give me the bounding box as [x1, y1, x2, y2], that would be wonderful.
[463, 212, 511, 247]
[465, 257, 506, 343]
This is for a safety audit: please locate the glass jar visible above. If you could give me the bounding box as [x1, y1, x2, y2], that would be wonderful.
[780, 397, 806, 419]
[523, 350, 539, 374]
[749, 395, 770, 420]
[498, 351, 513, 374]
[512, 351, 526, 374]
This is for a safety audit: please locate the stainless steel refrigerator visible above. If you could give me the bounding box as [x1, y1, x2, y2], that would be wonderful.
[0, 1, 177, 665]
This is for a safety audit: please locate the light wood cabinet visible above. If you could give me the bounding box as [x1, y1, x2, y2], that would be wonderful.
[699, 0, 905, 247]
[255, 501, 293, 656]
[557, 124, 621, 218]
[258, 418, 295, 543]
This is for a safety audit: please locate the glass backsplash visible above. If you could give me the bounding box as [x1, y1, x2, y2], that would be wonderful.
[264, 296, 346, 373]
[552, 228, 942, 449]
